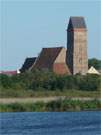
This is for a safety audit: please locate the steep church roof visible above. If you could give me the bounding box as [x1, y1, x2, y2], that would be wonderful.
[33, 47, 64, 69]
[20, 57, 36, 72]
[68, 17, 86, 30]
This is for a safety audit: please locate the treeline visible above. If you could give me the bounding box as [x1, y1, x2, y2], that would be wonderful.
[0, 70, 101, 91]
[88, 58, 101, 70]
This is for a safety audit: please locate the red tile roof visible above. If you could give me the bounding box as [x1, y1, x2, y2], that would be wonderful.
[0, 71, 17, 76]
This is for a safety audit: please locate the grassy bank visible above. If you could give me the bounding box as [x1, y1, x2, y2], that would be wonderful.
[0, 99, 101, 112]
[0, 88, 100, 98]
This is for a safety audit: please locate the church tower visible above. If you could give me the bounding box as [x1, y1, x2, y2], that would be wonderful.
[67, 17, 88, 75]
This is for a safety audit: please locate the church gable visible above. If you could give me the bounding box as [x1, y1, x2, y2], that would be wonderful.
[33, 47, 63, 70]
[31, 47, 71, 74]
[53, 48, 71, 74]
[54, 48, 67, 63]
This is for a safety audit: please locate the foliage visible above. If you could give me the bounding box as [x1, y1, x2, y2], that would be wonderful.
[0, 70, 101, 93]
[88, 58, 101, 70]
[0, 99, 101, 112]
[0, 74, 13, 88]
[0, 88, 100, 98]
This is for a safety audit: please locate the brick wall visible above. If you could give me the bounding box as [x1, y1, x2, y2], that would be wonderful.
[67, 29, 88, 75]
[53, 63, 70, 75]
[73, 30, 88, 75]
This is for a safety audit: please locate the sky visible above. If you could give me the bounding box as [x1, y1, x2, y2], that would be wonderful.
[0, 0, 101, 71]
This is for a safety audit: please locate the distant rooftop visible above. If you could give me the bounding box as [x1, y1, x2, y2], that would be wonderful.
[20, 57, 36, 72]
[0, 70, 18, 76]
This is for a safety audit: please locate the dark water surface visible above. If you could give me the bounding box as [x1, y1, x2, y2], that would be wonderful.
[0, 111, 101, 135]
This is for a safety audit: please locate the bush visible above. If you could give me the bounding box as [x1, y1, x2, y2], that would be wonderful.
[0, 74, 13, 88]
[0, 70, 100, 92]
[77, 74, 100, 91]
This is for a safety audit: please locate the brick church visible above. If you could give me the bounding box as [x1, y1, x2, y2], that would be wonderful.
[20, 17, 88, 75]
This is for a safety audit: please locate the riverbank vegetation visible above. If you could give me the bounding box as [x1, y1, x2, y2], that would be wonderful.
[0, 99, 101, 112]
[0, 69, 101, 98]
[0, 89, 100, 98]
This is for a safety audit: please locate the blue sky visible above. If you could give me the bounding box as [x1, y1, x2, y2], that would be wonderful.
[0, 0, 101, 70]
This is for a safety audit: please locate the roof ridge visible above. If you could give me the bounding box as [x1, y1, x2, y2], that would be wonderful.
[42, 46, 64, 49]
[70, 16, 84, 18]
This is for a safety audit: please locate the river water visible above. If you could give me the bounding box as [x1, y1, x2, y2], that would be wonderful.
[0, 111, 101, 135]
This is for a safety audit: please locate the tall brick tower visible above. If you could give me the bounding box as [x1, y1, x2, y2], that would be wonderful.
[67, 17, 88, 75]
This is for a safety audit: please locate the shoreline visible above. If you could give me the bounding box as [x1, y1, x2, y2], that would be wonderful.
[0, 110, 101, 113]
[0, 98, 101, 112]
[0, 96, 101, 104]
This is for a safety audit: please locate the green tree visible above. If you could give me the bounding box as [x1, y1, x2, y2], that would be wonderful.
[88, 58, 101, 70]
